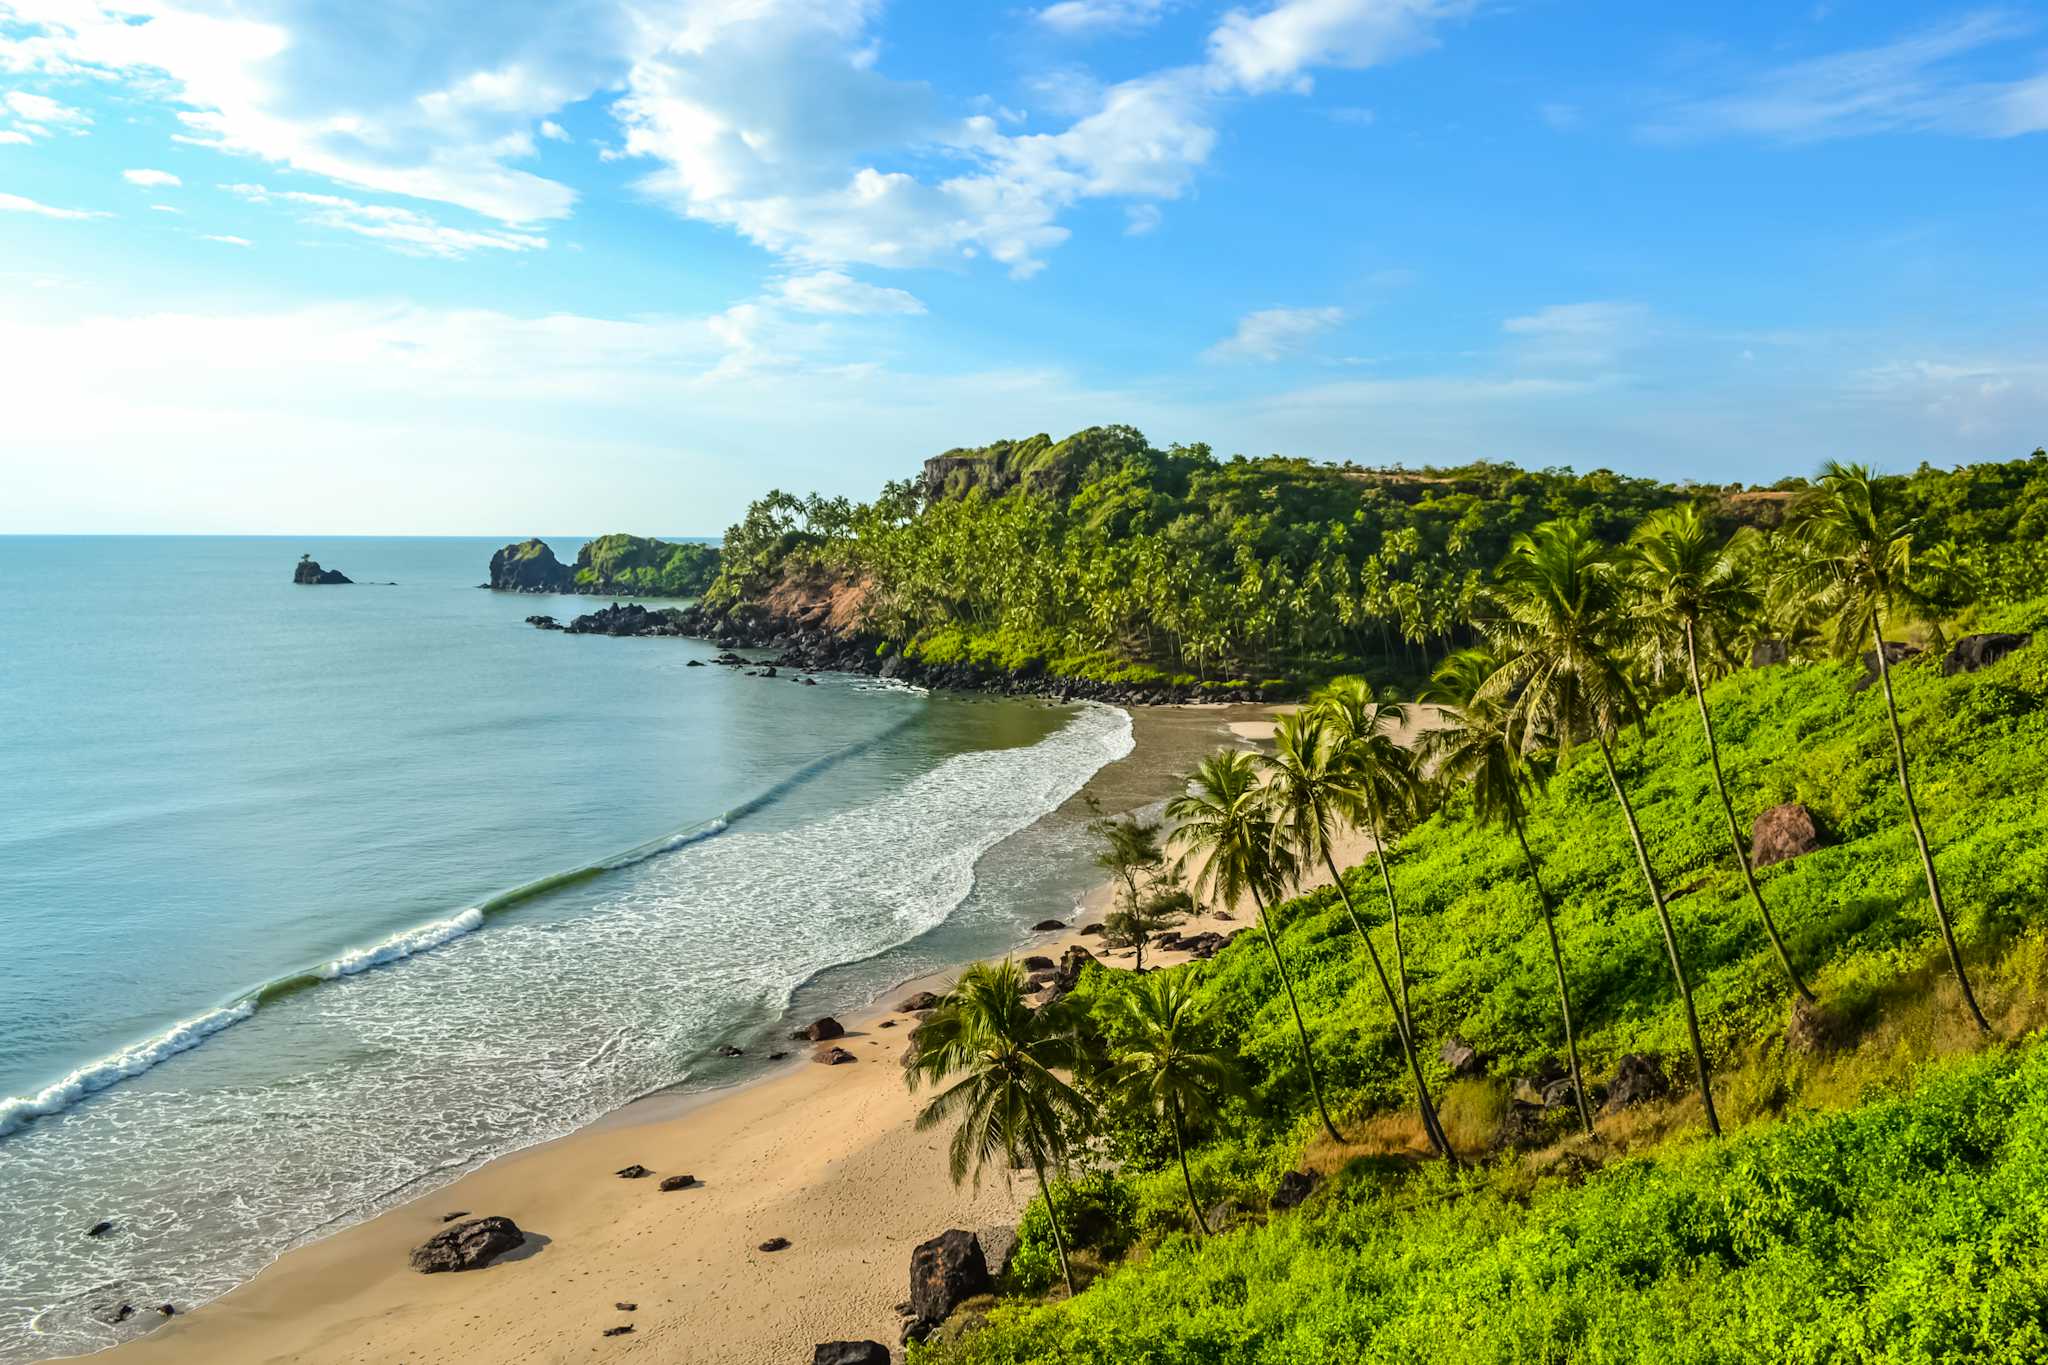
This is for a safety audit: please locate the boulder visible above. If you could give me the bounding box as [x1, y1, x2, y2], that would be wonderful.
[616, 1164, 652, 1179]
[1942, 632, 2031, 676]
[814, 1344, 891, 1365]
[1853, 641, 1922, 692]
[524, 614, 562, 630]
[488, 538, 576, 593]
[909, 1229, 992, 1328]
[1270, 1170, 1319, 1211]
[1020, 955, 1055, 972]
[1751, 803, 1824, 868]
[409, 1216, 525, 1273]
[897, 992, 940, 1012]
[759, 1236, 791, 1252]
[292, 556, 352, 585]
[975, 1225, 1020, 1281]
[85, 1220, 114, 1239]
[1750, 638, 1789, 668]
[1440, 1034, 1483, 1078]
[795, 1016, 845, 1042]
[815, 1046, 857, 1065]
[1540, 1077, 1583, 1111]
[659, 1174, 699, 1191]
[1604, 1054, 1670, 1112]
[603, 1325, 634, 1337]
[1052, 945, 1097, 996]
[1077, 922, 1106, 937]
[1030, 919, 1066, 932]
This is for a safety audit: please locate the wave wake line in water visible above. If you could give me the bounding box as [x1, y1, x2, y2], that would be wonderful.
[0, 713, 922, 1142]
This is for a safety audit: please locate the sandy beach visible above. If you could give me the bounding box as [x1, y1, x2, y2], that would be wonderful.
[92, 700, 1398, 1365]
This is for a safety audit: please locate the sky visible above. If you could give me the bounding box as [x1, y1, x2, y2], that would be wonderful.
[1, 0, 2045, 534]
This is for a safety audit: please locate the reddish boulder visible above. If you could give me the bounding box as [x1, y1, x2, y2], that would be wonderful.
[1751, 803, 1824, 868]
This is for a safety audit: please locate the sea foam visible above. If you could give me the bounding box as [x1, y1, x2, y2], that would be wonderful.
[0, 1001, 258, 1138]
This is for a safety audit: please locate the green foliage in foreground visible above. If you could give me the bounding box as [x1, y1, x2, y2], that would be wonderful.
[920, 604, 2048, 1363]
[929, 1041, 2048, 1364]
[572, 532, 719, 596]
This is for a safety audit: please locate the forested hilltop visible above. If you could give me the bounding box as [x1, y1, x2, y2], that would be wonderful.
[696, 428, 2048, 697]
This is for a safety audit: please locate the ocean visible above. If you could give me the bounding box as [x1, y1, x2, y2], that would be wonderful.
[0, 537, 1135, 1361]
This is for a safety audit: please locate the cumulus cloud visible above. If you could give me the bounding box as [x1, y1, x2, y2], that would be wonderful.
[223, 183, 547, 257]
[1207, 0, 1473, 94]
[0, 130, 30, 144]
[769, 270, 925, 316]
[0, 191, 110, 219]
[1036, 0, 1172, 36]
[1203, 305, 1346, 362]
[2, 89, 93, 139]
[123, 168, 182, 188]
[1644, 11, 2048, 142]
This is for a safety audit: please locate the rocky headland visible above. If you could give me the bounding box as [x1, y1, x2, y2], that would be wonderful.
[486, 535, 719, 598]
[292, 556, 352, 585]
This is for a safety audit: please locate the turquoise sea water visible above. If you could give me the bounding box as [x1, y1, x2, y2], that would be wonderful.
[0, 537, 1132, 1361]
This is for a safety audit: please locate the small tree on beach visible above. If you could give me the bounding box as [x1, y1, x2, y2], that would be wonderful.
[1101, 970, 1242, 1236]
[1088, 811, 1171, 969]
[903, 960, 1090, 1295]
[1167, 749, 1345, 1146]
[1103, 884, 1191, 970]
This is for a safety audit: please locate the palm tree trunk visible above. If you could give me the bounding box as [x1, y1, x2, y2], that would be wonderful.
[1168, 1093, 1210, 1236]
[1507, 803, 1594, 1135]
[1323, 849, 1456, 1163]
[1684, 620, 1817, 1003]
[1028, 1152, 1076, 1296]
[1369, 829, 1415, 1038]
[1248, 886, 1345, 1145]
[1594, 727, 1722, 1137]
[1869, 616, 1990, 1033]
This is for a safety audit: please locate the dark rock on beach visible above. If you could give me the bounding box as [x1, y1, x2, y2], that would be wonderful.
[797, 1016, 845, 1041]
[1751, 802, 1825, 868]
[814, 1046, 857, 1065]
[814, 1343, 891, 1365]
[897, 992, 940, 1012]
[976, 1224, 1020, 1281]
[759, 1236, 791, 1252]
[1943, 632, 2031, 676]
[1077, 922, 1105, 937]
[1030, 919, 1065, 931]
[292, 555, 352, 585]
[909, 1229, 991, 1329]
[563, 602, 692, 637]
[1020, 955, 1055, 972]
[441, 1210, 470, 1222]
[616, 1164, 652, 1179]
[603, 1324, 634, 1337]
[659, 1174, 699, 1191]
[409, 1216, 525, 1273]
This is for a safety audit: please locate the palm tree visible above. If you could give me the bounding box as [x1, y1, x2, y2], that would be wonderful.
[903, 959, 1089, 1294]
[1776, 461, 1990, 1033]
[1627, 505, 1817, 1003]
[1263, 707, 1454, 1161]
[1481, 520, 1723, 1137]
[1312, 677, 1425, 1037]
[1166, 749, 1345, 1145]
[1423, 648, 1593, 1134]
[1101, 970, 1243, 1235]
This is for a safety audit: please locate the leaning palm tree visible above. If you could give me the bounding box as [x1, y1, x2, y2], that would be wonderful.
[1311, 677, 1426, 1036]
[1263, 707, 1454, 1161]
[1480, 520, 1723, 1137]
[1101, 970, 1243, 1235]
[1423, 647, 1593, 1134]
[1776, 462, 1990, 1033]
[1166, 749, 1345, 1145]
[1627, 505, 1817, 1003]
[903, 959, 1089, 1294]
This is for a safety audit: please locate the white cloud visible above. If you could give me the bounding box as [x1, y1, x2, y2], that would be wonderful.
[1203, 305, 1346, 362]
[1207, 0, 1473, 94]
[1645, 12, 2048, 142]
[123, 168, 183, 188]
[1124, 202, 1162, 235]
[223, 182, 547, 257]
[4, 90, 91, 127]
[0, 130, 30, 144]
[202, 233, 253, 246]
[1036, 0, 1171, 36]
[539, 119, 569, 142]
[769, 270, 924, 316]
[1501, 301, 1651, 369]
[0, 191, 109, 219]
[150, 203, 183, 213]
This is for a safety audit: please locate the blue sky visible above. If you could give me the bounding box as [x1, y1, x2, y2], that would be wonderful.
[2, 0, 2045, 534]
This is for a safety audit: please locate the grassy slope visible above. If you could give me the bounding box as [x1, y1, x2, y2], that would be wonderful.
[921, 600, 2048, 1363]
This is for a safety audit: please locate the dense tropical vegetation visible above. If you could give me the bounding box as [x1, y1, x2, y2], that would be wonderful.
[890, 447, 2048, 1363]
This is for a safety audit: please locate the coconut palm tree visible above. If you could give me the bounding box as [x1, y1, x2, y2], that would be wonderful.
[1310, 679, 1427, 1030]
[903, 959, 1089, 1295]
[1423, 647, 1593, 1134]
[1776, 461, 1990, 1033]
[1626, 505, 1818, 1004]
[1101, 970, 1243, 1235]
[1481, 519, 1723, 1137]
[1263, 707, 1454, 1161]
[1166, 749, 1345, 1145]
